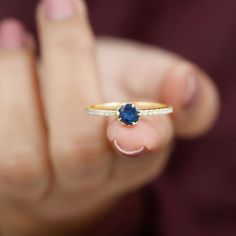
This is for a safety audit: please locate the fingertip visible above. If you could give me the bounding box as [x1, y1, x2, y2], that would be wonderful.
[37, 0, 88, 22]
[113, 139, 148, 158]
[0, 18, 25, 30]
[160, 62, 220, 138]
[0, 18, 26, 50]
[107, 116, 173, 158]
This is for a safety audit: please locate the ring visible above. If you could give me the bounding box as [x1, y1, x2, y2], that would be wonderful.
[86, 102, 173, 126]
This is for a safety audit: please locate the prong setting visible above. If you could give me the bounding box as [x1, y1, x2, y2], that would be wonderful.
[117, 103, 141, 126]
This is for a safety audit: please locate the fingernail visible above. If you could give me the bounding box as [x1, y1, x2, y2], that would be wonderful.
[44, 0, 77, 20]
[0, 19, 25, 49]
[183, 75, 198, 108]
[113, 139, 147, 158]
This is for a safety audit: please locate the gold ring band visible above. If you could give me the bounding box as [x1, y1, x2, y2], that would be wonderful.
[86, 101, 173, 126]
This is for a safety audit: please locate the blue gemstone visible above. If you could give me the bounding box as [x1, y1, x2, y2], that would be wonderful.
[118, 103, 140, 125]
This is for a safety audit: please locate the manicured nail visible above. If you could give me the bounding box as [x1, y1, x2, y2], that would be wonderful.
[44, 0, 77, 20]
[183, 75, 198, 108]
[0, 19, 25, 49]
[113, 139, 147, 158]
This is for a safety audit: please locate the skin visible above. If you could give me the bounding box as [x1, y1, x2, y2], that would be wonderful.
[0, 0, 220, 235]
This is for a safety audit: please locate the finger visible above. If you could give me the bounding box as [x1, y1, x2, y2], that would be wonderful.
[107, 115, 173, 193]
[107, 116, 173, 158]
[159, 61, 220, 138]
[0, 19, 48, 200]
[97, 39, 178, 100]
[37, 0, 109, 189]
[99, 40, 220, 138]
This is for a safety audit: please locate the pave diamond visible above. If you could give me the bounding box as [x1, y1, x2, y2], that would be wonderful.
[118, 103, 140, 126]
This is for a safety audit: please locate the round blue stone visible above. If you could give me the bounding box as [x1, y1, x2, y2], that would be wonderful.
[118, 103, 140, 125]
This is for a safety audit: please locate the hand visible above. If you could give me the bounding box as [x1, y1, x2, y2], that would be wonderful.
[0, 0, 220, 235]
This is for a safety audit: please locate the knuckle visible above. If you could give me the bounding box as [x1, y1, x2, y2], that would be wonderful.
[45, 16, 95, 57]
[52, 136, 106, 173]
[172, 60, 198, 75]
[0, 146, 45, 188]
[0, 50, 30, 70]
[62, 36, 93, 56]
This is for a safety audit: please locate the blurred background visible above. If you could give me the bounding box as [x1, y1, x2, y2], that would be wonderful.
[0, 0, 236, 235]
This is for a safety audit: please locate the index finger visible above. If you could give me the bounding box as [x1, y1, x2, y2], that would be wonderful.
[37, 0, 109, 187]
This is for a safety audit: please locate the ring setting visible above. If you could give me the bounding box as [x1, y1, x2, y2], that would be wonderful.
[117, 103, 141, 126]
[86, 101, 173, 126]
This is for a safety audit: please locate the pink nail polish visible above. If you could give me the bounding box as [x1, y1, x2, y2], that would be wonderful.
[0, 19, 25, 49]
[113, 140, 147, 158]
[44, 0, 76, 20]
[183, 75, 198, 108]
